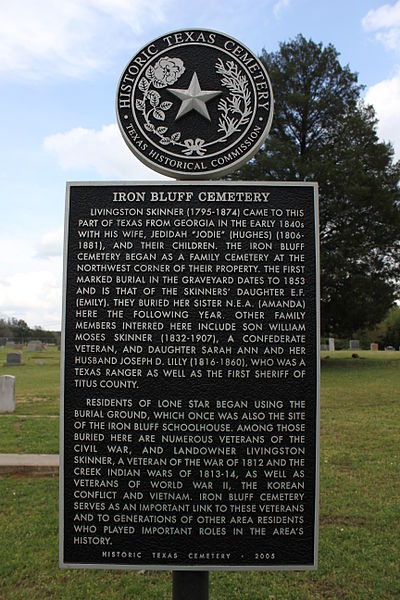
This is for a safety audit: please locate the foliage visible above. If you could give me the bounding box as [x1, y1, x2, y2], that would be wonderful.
[0, 317, 58, 344]
[382, 306, 400, 346]
[357, 305, 400, 348]
[232, 35, 400, 336]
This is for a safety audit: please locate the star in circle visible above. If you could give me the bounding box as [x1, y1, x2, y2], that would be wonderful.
[168, 72, 221, 121]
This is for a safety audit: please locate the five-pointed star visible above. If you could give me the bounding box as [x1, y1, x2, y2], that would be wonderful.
[168, 72, 221, 121]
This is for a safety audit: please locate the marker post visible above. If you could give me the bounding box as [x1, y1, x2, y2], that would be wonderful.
[173, 571, 209, 600]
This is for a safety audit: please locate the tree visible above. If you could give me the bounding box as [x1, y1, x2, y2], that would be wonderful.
[378, 306, 400, 350]
[356, 306, 400, 348]
[381, 306, 400, 347]
[0, 318, 58, 344]
[232, 35, 400, 336]
[0, 318, 13, 340]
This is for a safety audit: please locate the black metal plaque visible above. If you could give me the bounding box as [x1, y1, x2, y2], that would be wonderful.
[116, 29, 273, 179]
[60, 181, 319, 570]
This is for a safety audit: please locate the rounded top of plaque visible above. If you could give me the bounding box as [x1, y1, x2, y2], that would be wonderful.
[116, 29, 273, 179]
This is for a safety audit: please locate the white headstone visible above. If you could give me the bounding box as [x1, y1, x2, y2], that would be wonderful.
[328, 338, 335, 352]
[0, 375, 16, 413]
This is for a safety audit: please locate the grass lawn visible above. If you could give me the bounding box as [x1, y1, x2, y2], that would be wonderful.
[0, 350, 399, 598]
[0, 346, 60, 453]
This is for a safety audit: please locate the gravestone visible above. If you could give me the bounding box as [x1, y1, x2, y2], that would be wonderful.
[28, 340, 43, 352]
[370, 343, 379, 351]
[0, 337, 6, 346]
[0, 375, 16, 413]
[349, 340, 359, 350]
[6, 341, 15, 347]
[6, 352, 22, 366]
[384, 346, 395, 351]
[328, 338, 335, 352]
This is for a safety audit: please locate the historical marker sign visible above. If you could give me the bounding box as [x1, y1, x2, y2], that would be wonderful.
[60, 181, 319, 570]
[116, 29, 273, 179]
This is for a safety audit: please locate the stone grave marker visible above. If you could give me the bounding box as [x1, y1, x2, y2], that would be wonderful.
[6, 352, 22, 366]
[0, 375, 16, 413]
[370, 343, 379, 351]
[28, 340, 43, 352]
[349, 340, 360, 350]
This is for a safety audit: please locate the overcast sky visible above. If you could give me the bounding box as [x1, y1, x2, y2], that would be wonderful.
[1, 0, 399, 330]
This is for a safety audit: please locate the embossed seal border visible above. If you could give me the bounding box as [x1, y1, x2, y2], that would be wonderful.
[116, 29, 274, 179]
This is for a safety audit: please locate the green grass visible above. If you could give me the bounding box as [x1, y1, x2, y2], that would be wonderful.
[0, 346, 60, 414]
[317, 351, 399, 599]
[0, 416, 59, 453]
[0, 346, 60, 453]
[0, 350, 399, 598]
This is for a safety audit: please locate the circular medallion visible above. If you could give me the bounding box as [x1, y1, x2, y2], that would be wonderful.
[116, 29, 273, 179]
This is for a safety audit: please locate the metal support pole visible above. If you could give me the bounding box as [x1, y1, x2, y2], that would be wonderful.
[172, 571, 209, 600]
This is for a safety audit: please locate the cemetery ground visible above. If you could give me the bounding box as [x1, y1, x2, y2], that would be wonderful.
[0, 347, 399, 599]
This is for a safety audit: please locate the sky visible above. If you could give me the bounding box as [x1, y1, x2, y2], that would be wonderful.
[0, 0, 400, 331]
